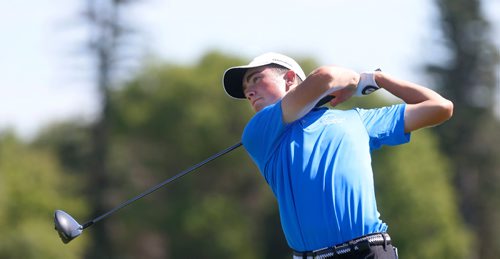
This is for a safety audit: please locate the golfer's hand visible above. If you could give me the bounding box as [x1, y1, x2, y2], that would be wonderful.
[328, 87, 356, 107]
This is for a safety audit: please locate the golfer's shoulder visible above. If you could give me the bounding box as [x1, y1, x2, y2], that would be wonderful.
[249, 102, 282, 123]
[244, 102, 285, 137]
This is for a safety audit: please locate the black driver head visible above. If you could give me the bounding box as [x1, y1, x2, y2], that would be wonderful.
[54, 210, 83, 244]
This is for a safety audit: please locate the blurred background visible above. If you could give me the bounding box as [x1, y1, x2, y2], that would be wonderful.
[0, 0, 498, 258]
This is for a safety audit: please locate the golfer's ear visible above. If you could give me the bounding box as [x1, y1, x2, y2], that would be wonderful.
[285, 70, 296, 90]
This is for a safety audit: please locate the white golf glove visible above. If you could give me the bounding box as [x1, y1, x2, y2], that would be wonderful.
[355, 69, 381, 96]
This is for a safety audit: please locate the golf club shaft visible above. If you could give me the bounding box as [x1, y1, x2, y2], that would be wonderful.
[82, 142, 243, 229]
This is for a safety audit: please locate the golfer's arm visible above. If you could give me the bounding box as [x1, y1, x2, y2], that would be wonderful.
[375, 72, 454, 133]
[282, 66, 359, 123]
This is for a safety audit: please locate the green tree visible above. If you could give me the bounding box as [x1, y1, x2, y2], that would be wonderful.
[75, 0, 144, 257]
[34, 121, 94, 175]
[0, 132, 88, 258]
[428, 0, 500, 257]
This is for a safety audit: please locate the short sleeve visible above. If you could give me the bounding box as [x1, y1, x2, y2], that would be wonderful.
[356, 104, 411, 150]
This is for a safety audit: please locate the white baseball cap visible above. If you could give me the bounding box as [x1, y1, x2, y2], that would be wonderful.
[222, 52, 306, 99]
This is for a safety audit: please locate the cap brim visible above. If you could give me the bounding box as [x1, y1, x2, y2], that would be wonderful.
[223, 66, 250, 99]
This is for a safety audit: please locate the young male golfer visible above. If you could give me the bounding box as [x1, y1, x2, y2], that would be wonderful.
[222, 52, 453, 258]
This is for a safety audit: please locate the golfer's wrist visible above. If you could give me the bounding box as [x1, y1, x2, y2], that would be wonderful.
[355, 70, 381, 96]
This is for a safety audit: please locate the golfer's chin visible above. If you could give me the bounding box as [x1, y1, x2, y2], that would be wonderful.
[252, 101, 267, 112]
[253, 99, 279, 112]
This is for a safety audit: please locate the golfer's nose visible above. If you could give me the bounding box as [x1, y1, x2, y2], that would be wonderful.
[246, 90, 255, 99]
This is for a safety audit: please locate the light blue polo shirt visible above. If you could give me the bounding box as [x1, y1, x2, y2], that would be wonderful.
[242, 101, 410, 252]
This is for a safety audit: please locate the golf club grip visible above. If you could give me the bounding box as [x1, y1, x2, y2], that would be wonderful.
[315, 95, 334, 107]
[82, 142, 243, 228]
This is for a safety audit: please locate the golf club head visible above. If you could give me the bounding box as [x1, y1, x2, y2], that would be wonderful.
[54, 210, 83, 244]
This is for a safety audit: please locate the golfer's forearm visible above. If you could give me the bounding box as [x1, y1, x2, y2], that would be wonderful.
[375, 72, 454, 131]
[312, 66, 359, 95]
[283, 67, 359, 122]
[374, 72, 445, 104]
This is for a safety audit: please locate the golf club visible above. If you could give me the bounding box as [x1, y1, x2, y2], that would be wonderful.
[54, 142, 242, 244]
[53, 96, 333, 244]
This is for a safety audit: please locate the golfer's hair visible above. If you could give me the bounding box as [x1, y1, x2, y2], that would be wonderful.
[267, 64, 303, 84]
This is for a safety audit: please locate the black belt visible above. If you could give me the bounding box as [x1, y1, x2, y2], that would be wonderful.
[293, 232, 392, 259]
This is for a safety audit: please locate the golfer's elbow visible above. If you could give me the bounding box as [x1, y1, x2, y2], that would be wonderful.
[426, 98, 454, 128]
[405, 98, 454, 132]
[438, 98, 454, 122]
[309, 66, 336, 93]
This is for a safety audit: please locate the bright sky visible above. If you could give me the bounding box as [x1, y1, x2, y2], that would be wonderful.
[1, 0, 498, 140]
